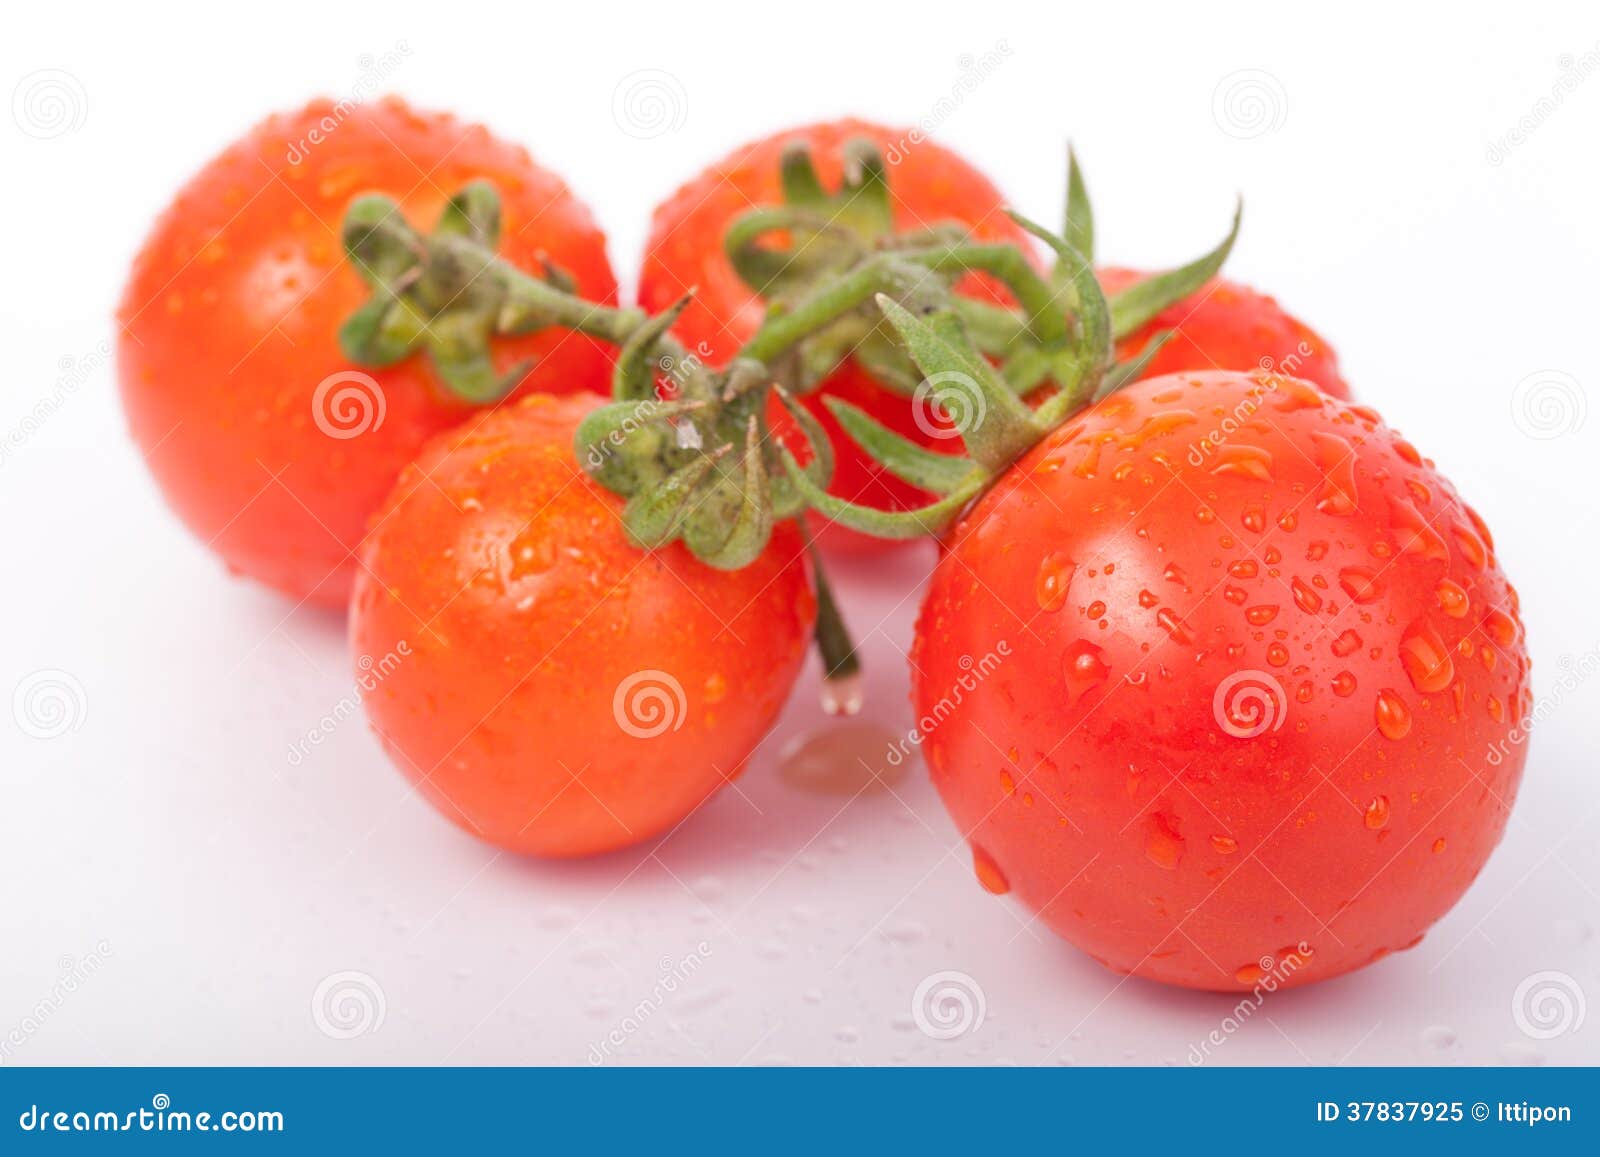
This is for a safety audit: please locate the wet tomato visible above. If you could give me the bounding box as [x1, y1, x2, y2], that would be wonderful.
[117, 97, 617, 607]
[1099, 267, 1350, 399]
[912, 370, 1527, 989]
[638, 119, 1030, 552]
[350, 393, 816, 857]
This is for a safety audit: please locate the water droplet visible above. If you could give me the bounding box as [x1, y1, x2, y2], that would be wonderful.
[778, 722, 908, 796]
[819, 671, 864, 716]
[1332, 671, 1357, 697]
[1432, 837, 1447, 854]
[1434, 579, 1470, 618]
[1390, 497, 1448, 561]
[1421, 1025, 1457, 1049]
[999, 770, 1016, 796]
[1483, 609, 1517, 647]
[1332, 630, 1363, 658]
[1364, 795, 1391, 830]
[1375, 689, 1413, 740]
[1228, 559, 1258, 579]
[1245, 604, 1280, 626]
[1241, 504, 1266, 533]
[1338, 566, 1384, 604]
[972, 845, 1010, 894]
[1210, 834, 1239, 855]
[1452, 520, 1488, 569]
[1156, 608, 1193, 644]
[1234, 962, 1266, 985]
[1145, 813, 1185, 869]
[1290, 577, 1323, 614]
[1398, 619, 1454, 693]
[1209, 444, 1274, 480]
[1312, 431, 1359, 515]
[1062, 640, 1110, 699]
[1035, 552, 1076, 612]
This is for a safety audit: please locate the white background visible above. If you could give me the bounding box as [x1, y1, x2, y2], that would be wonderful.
[3, 0, 1597, 1066]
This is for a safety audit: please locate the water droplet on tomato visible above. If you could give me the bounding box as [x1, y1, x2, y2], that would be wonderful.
[1062, 640, 1110, 700]
[1399, 618, 1455, 693]
[1228, 559, 1258, 578]
[972, 845, 1010, 894]
[1291, 577, 1323, 614]
[1209, 444, 1274, 480]
[1432, 837, 1447, 854]
[1332, 630, 1363, 658]
[1338, 566, 1384, 604]
[1035, 552, 1076, 612]
[1364, 795, 1391, 830]
[1145, 813, 1185, 869]
[1375, 689, 1413, 740]
[1332, 671, 1357, 697]
[1483, 608, 1517, 647]
[1245, 604, 1279, 626]
[1156, 607, 1193, 645]
[1312, 431, 1359, 515]
[1210, 834, 1239, 855]
[1434, 578, 1470, 618]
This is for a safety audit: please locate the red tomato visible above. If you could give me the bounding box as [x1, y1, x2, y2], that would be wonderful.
[350, 393, 816, 857]
[1099, 268, 1350, 399]
[117, 97, 617, 608]
[911, 371, 1528, 990]
[638, 119, 1030, 553]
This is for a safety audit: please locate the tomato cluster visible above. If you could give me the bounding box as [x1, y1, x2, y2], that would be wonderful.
[118, 99, 1530, 992]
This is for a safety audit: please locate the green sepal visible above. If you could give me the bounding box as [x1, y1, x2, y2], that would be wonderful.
[824, 397, 978, 496]
[337, 296, 427, 367]
[624, 450, 724, 547]
[434, 180, 502, 247]
[1063, 145, 1095, 266]
[778, 448, 983, 540]
[873, 295, 1042, 472]
[767, 385, 832, 518]
[342, 194, 425, 292]
[1108, 200, 1242, 338]
[613, 296, 693, 401]
[1008, 212, 1112, 419]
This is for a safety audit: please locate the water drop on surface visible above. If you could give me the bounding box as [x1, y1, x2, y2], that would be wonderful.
[1421, 1025, 1456, 1049]
[778, 722, 907, 796]
[1364, 795, 1391, 830]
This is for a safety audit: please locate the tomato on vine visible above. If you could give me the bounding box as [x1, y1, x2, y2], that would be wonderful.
[117, 97, 617, 607]
[350, 393, 816, 856]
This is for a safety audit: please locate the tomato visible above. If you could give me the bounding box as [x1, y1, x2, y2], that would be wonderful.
[350, 393, 816, 857]
[638, 119, 1030, 553]
[911, 370, 1528, 990]
[117, 97, 617, 608]
[1099, 268, 1350, 399]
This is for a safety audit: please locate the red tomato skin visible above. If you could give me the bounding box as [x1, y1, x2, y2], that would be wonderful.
[912, 371, 1528, 990]
[1099, 267, 1351, 400]
[117, 97, 618, 608]
[638, 119, 1031, 551]
[350, 393, 816, 858]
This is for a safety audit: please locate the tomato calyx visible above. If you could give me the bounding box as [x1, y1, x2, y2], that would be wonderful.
[774, 194, 1239, 541]
[340, 181, 648, 403]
